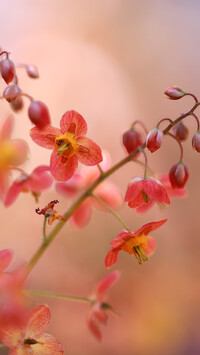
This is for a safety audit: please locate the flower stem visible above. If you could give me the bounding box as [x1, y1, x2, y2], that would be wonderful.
[25, 289, 94, 304]
[97, 164, 104, 176]
[91, 193, 129, 229]
[167, 132, 183, 161]
[43, 217, 48, 243]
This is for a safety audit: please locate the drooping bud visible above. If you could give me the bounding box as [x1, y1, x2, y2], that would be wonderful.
[146, 128, 163, 153]
[3, 84, 21, 102]
[26, 65, 39, 78]
[0, 59, 15, 84]
[122, 129, 143, 154]
[169, 162, 189, 188]
[192, 131, 200, 153]
[10, 96, 24, 112]
[28, 100, 50, 129]
[164, 86, 185, 100]
[173, 122, 189, 141]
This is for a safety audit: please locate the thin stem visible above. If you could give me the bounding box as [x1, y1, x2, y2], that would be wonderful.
[97, 164, 104, 176]
[0, 51, 9, 59]
[167, 132, 183, 161]
[141, 149, 148, 179]
[131, 120, 148, 134]
[43, 217, 48, 242]
[157, 117, 173, 129]
[191, 112, 200, 131]
[25, 289, 94, 304]
[185, 92, 198, 103]
[21, 92, 33, 102]
[91, 193, 129, 230]
[132, 158, 154, 177]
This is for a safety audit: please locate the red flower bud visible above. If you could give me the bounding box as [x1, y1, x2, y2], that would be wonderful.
[169, 162, 189, 188]
[192, 131, 200, 153]
[3, 84, 21, 102]
[122, 129, 143, 154]
[10, 96, 24, 112]
[0, 59, 15, 84]
[173, 122, 189, 141]
[146, 128, 163, 153]
[28, 100, 51, 129]
[164, 86, 185, 100]
[26, 65, 39, 78]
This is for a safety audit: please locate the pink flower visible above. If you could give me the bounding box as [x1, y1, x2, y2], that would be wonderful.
[125, 177, 170, 213]
[105, 219, 167, 267]
[4, 165, 53, 206]
[159, 174, 187, 198]
[0, 116, 28, 201]
[56, 152, 123, 227]
[0, 304, 64, 354]
[87, 271, 120, 341]
[30, 110, 103, 181]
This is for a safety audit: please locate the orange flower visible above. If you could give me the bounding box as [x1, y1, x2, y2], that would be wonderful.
[35, 200, 66, 224]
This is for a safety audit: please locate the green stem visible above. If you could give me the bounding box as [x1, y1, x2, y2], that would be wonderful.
[97, 163, 104, 176]
[91, 193, 129, 230]
[167, 132, 183, 161]
[25, 289, 93, 304]
[43, 217, 48, 242]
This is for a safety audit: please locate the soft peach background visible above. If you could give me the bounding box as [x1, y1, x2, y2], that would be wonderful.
[0, 1, 200, 354]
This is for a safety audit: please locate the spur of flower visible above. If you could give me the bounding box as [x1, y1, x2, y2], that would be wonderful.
[56, 152, 122, 227]
[0, 304, 64, 354]
[36, 200, 66, 224]
[105, 219, 167, 267]
[30, 110, 103, 181]
[125, 177, 170, 213]
[87, 271, 120, 341]
[4, 165, 53, 206]
[0, 116, 28, 201]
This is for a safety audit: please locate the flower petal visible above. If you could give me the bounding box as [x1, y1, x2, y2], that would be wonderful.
[0, 116, 14, 140]
[0, 171, 10, 201]
[76, 137, 102, 166]
[55, 174, 84, 198]
[143, 236, 157, 256]
[132, 219, 167, 238]
[10, 139, 29, 166]
[0, 249, 13, 273]
[95, 271, 121, 298]
[60, 110, 87, 137]
[124, 177, 143, 203]
[27, 169, 53, 192]
[94, 182, 122, 210]
[87, 314, 102, 341]
[4, 179, 26, 207]
[105, 248, 121, 268]
[71, 200, 92, 227]
[143, 178, 170, 205]
[135, 201, 154, 213]
[30, 126, 61, 149]
[25, 305, 50, 338]
[50, 150, 78, 181]
[32, 333, 64, 354]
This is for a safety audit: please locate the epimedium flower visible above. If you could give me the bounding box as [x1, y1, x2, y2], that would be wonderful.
[36, 200, 66, 224]
[87, 270, 120, 341]
[0, 304, 64, 354]
[125, 177, 170, 213]
[56, 152, 123, 227]
[159, 173, 187, 198]
[4, 165, 53, 207]
[0, 116, 28, 201]
[30, 110, 103, 181]
[105, 219, 167, 267]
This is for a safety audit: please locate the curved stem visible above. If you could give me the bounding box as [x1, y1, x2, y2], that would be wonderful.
[167, 132, 183, 161]
[185, 92, 198, 103]
[191, 112, 200, 131]
[97, 164, 104, 176]
[0, 51, 9, 59]
[21, 92, 33, 102]
[131, 120, 148, 134]
[25, 289, 94, 304]
[91, 193, 129, 229]
[157, 117, 173, 129]
[132, 158, 154, 177]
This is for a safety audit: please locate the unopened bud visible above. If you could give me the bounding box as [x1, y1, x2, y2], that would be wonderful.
[173, 122, 189, 141]
[169, 162, 189, 188]
[192, 131, 200, 153]
[3, 84, 21, 102]
[164, 86, 185, 100]
[28, 100, 51, 129]
[26, 65, 39, 78]
[146, 128, 163, 153]
[123, 129, 143, 154]
[10, 96, 24, 112]
[0, 59, 15, 84]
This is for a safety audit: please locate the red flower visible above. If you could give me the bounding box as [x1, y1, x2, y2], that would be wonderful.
[159, 174, 187, 198]
[36, 200, 66, 224]
[146, 128, 163, 153]
[0, 116, 28, 201]
[169, 162, 189, 188]
[30, 110, 103, 181]
[56, 152, 122, 227]
[125, 177, 170, 213]
[4, 165, 53, 206]
[0, 304, 64, 354]
[87, 271, 120, 341]
[105, 219, 167, 267]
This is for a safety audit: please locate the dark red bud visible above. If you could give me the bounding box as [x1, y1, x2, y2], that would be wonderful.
[146, 128, 163, 153]
[26, 65, 39, 78]
[192, 131, 200, 153]
[173, 122, 189, 141]
[28, 100, 51, 129]
[169, 162, 189, 188]
[164, 86, 185, 100]
[3, 84, 21, 102]
[10, 96, 24, 112]
[123, 129, 143, 154]
[0, 59, 15, 84]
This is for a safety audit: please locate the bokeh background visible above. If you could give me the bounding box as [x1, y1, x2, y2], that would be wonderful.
[0, 1, 200, 354]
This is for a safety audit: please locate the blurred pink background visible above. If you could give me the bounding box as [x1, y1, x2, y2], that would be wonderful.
[0, 1, 200, 354]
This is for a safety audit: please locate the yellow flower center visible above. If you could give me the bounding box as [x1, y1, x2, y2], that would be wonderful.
[0, 141, 18, 169]
[55, 132, 79, 158]
[121, 234, 148, 255]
